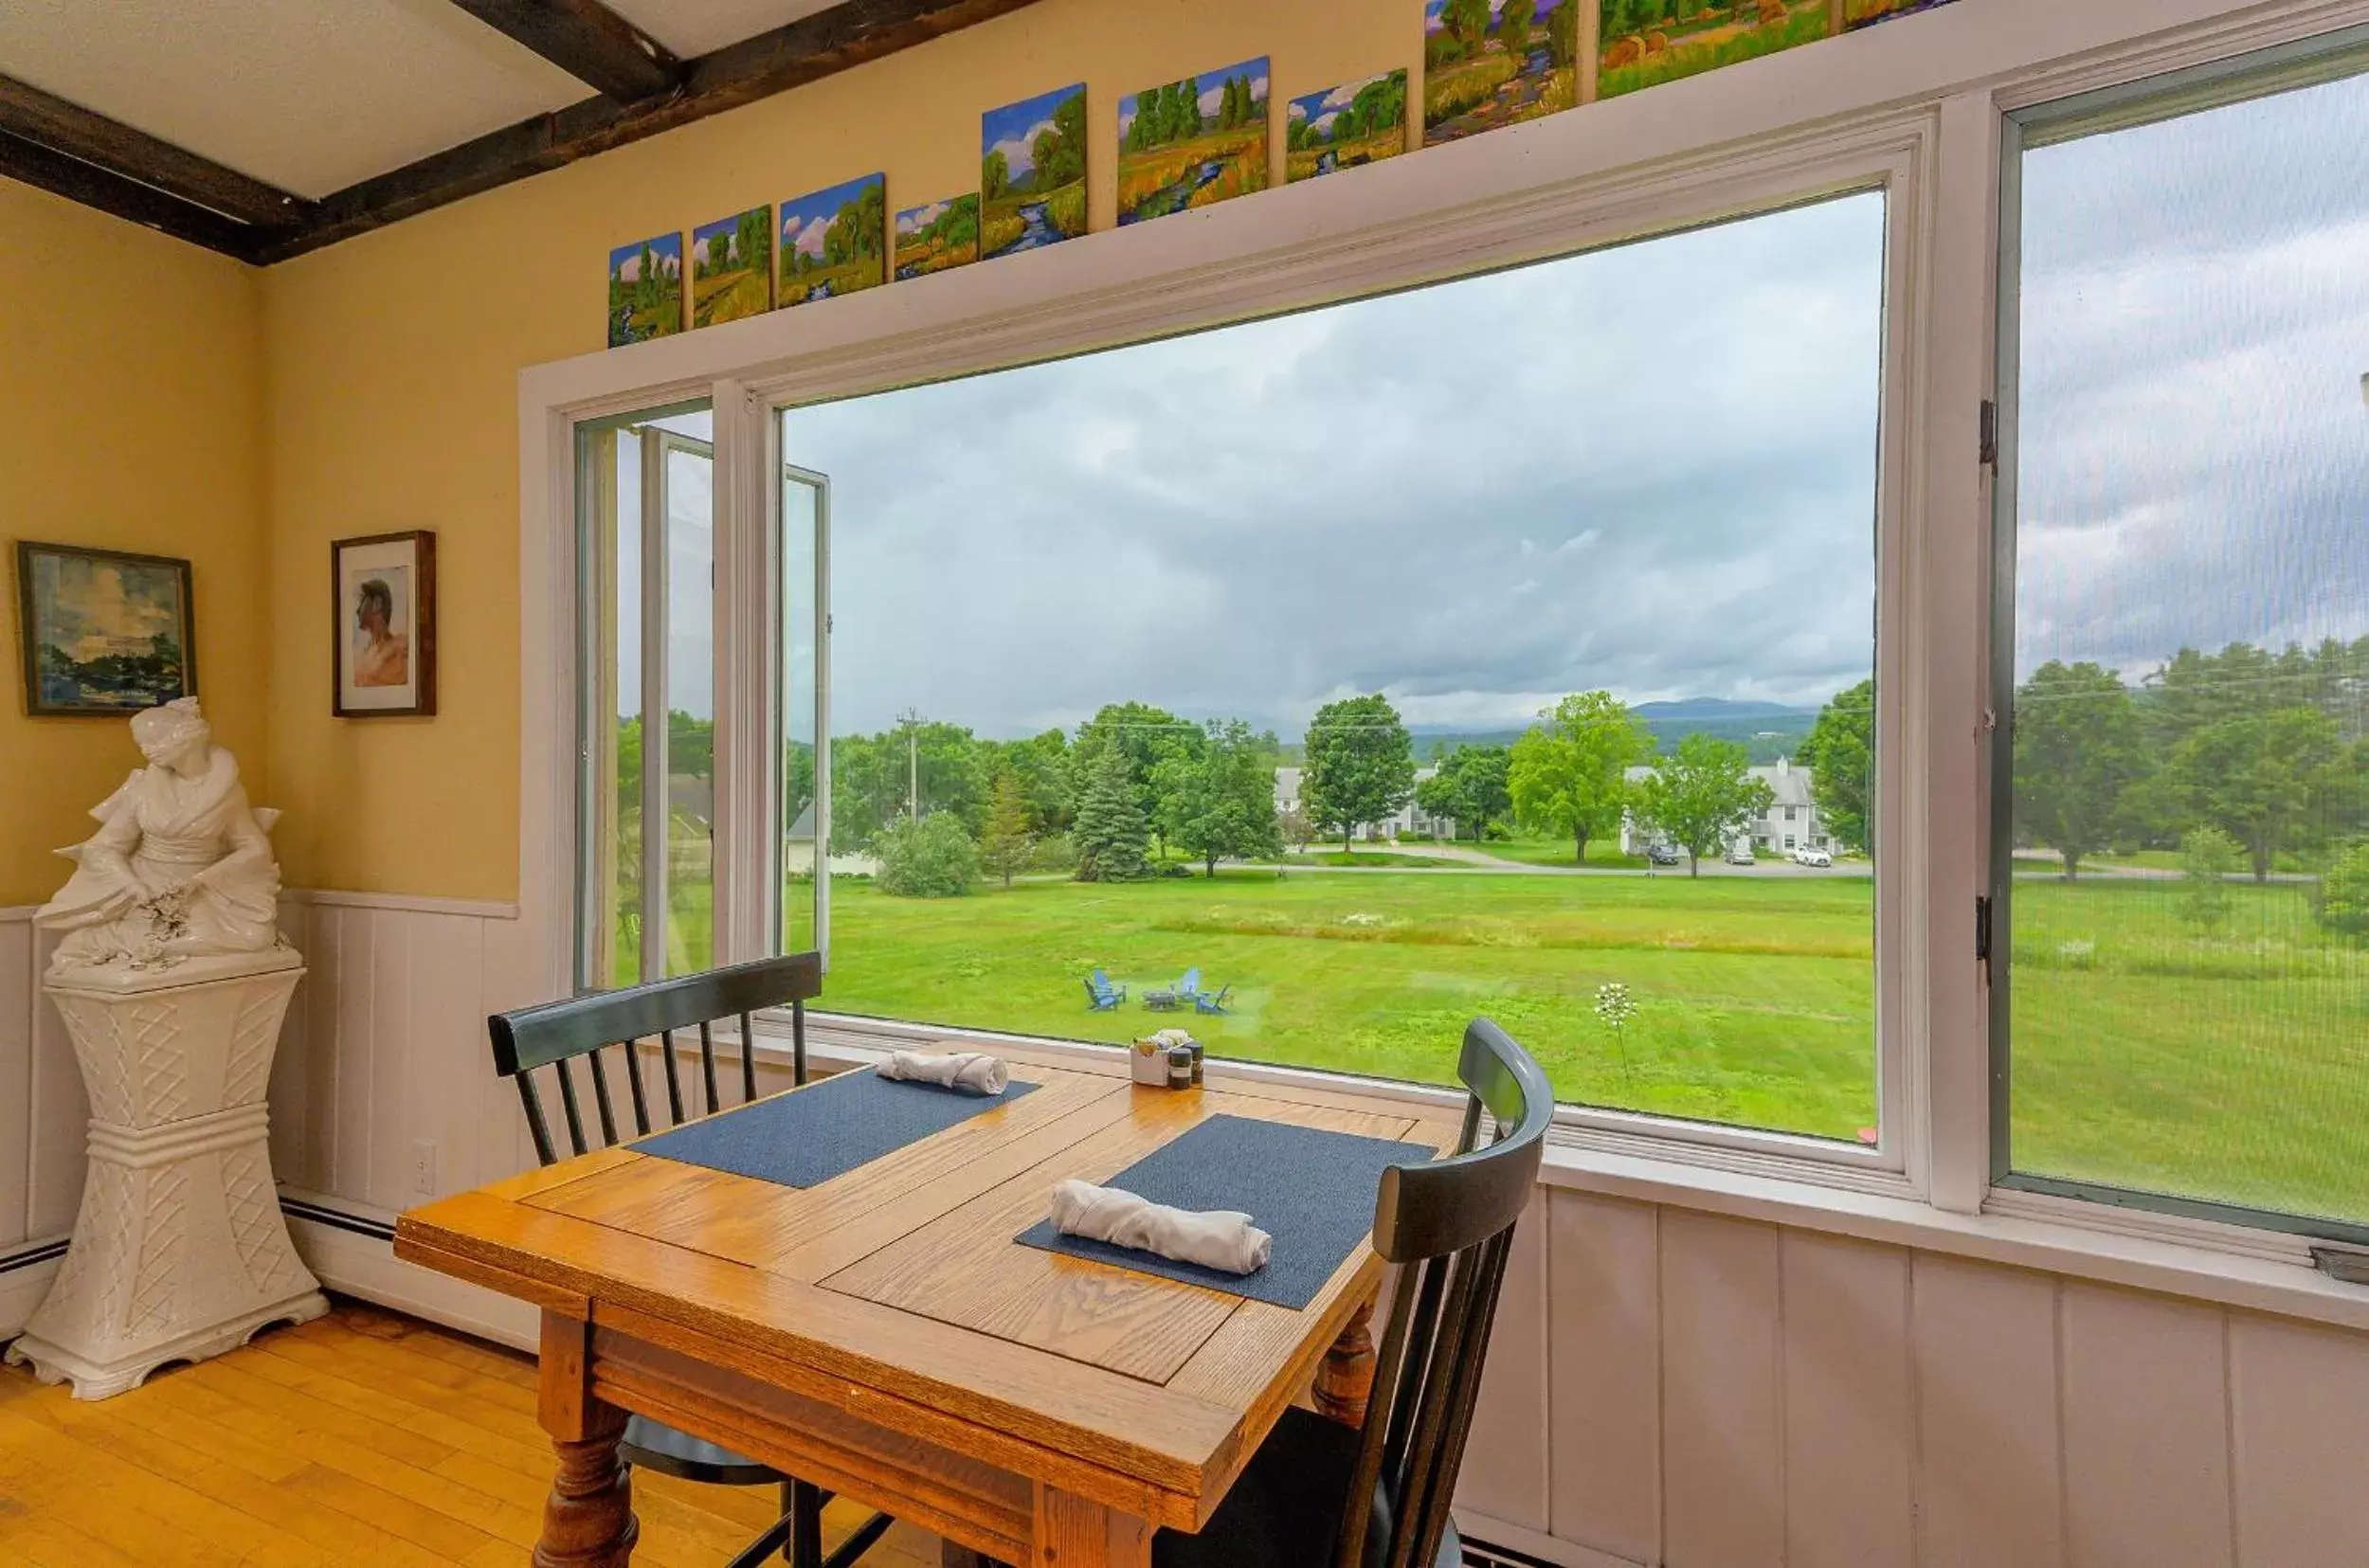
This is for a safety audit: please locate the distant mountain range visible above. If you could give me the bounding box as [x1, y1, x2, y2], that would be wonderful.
[1406, 698, 1821, 765]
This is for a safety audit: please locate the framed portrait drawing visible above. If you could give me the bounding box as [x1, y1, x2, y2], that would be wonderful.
[15, 541, 197, 716]
[332, 531, 436, 717]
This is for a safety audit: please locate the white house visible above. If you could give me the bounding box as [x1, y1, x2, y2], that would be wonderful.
[1619, 755, 1834, 856]
[1274, 765, 1456, 841]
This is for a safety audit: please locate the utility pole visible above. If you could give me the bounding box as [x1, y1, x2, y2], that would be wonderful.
[899, 708, 923, 820]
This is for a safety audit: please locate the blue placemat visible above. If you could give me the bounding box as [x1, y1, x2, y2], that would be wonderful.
[1015, 1114, 1428, 1308]
[634, 1067, 1038, 1189]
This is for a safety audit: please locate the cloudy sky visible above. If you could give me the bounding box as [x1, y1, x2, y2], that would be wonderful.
[2015, 69, 2369, 682]
[789, 191, 1887, 740]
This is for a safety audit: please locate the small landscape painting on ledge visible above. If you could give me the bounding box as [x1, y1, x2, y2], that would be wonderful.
[780, 174, 887, 307]
[1288, 69, 1409, 183]
[692, 206, 774, 328]
[607, 231, 683, 347]
[1118, 57, 1271, 225]
[1424, 0, 1580, 146]
[1598, 0, 1835, 100]
[15, 541, 195, 717]
[895, 195, 981, 280]
[1845, 0, 1961, 27]
[982, 83, 1088, 261]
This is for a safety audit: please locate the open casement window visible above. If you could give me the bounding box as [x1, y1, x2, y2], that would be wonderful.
[578, 406, 718, 987]
[779, 462, 831, 965]
[1992, 34, 2369, 1245]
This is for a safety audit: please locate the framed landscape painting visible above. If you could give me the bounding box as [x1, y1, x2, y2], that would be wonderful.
[1424, 0, 1580, 146]
[1118, 57, 1270, 225]
[607, 231, 683, 347]
[691, 207, 774, 328]
[780, 173, 887, 307]
[982, 83, 1087, 261]
[16, 542, 194, 716]
[1287, 69, 1409, 183]
[894, 195, 982, 280]
[332, 531, 436, 717]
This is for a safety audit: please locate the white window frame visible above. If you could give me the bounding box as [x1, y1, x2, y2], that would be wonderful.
[514, 0, 2369, 1328]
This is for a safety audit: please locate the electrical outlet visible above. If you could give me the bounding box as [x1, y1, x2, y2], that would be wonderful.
[409, 1141, 438, 1196]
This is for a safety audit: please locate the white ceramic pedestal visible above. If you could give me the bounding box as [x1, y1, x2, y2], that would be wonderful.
[5, 948, 327, 1399]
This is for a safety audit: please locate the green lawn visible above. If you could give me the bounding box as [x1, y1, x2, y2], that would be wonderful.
[1463, 836, 1654, 871]
[646, 856, 2369, 1224]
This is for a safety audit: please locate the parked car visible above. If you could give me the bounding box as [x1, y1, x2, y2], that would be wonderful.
[1793, 847, 1835, 868]
[1645, 843, 1682, 866]
[1725, 843, 1757, 866]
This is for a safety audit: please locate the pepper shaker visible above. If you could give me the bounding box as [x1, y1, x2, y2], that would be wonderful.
[1188, 1041, 1204, 1087]
[1166, 1045, 1194, 1090]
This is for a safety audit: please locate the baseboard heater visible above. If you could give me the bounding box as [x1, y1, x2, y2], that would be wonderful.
[278, 1196, 397, 1243]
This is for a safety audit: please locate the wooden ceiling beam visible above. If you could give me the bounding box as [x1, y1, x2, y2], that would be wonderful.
[254, 0, 1047, 263]
[0, 130, 262, 258]
[0, 73, 312, 232]
[444, 0, 684, 103]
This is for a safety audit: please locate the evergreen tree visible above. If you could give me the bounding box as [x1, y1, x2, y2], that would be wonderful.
[980, 768, 1036, 889]
[1073, 748, 1150, 882]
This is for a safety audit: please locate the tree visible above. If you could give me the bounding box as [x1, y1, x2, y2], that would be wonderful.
[1302, 694, 1415, 852]
[2179, 825, 2241, 930]
[989, 729, 1073, 836]
[1441, 0, 1492, 52]
[1279, 804, 1316, 854]
[1155, 720, 1283, 876]
[875, 813, 978, 897]
[1508, 692, 1653, 864]
[2014, 661, 2148, 879]
[1072, 748, 1151, 882]
[1072, 701, 1203, 858]
[1546, 0, 1581, 67]
[1633, 733, 1774, 877]
[2167, 706, 2344, 880]
[2319, 840, 2369, 939]
[1798, 678, 1874, 855]
[1497, 0, 1530, 57]
[983, 148, 1011, 201]
[1418, 744, 1512, 841]
[979, 768, 1036, 889]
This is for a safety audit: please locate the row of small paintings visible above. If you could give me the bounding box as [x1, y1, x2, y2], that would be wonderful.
[607, 0, 1958, 348]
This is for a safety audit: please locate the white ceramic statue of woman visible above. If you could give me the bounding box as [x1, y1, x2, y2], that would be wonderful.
[36, 697, 284, 975]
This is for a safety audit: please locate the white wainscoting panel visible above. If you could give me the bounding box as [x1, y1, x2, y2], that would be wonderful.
[0, 910, 33, 1253]
[1454, 1195, 2369, 1568]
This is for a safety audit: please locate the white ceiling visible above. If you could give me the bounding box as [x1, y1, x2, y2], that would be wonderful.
[0, 0, 841, 200]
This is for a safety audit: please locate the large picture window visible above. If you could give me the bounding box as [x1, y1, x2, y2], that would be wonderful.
[1997, 55, 2369, 1237]
[771, 191, 1888, 1144]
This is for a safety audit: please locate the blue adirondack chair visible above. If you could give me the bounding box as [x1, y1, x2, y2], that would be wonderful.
[1194, 984, 1233, 1016]
[1178, 967, 1202, 1002]
[1085, 970, 1128, 1011]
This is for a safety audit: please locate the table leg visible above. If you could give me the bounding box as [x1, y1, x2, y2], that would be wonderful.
[536, 1308, 639, 1567]
[1034, 1487, 1152, 1568]
[1314, 1298, 1379, 1429]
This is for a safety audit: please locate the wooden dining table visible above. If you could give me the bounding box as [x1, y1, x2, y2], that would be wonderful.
[394, 1044, 1460, 1568]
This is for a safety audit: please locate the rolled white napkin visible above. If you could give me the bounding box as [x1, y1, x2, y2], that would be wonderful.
[877, 1050, 1009, 1096]
[1047, 1178, 1273, 1276]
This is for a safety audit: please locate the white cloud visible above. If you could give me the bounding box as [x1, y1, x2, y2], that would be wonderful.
[1198, 73, 1269, 117]
[1311, 111, 1340, 135]
[1321, 81, 1371, 112]
[792, 218, 829, 259]
[896, 201, 948, 234]
[989, 117, 1055, 177]
[615, 254, 643, 281]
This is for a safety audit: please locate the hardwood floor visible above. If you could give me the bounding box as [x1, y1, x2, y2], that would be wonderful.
[0, 1299, 945, 1567]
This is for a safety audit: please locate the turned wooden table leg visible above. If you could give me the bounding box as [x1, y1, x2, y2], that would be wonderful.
[1033, 1487, 1151, 1568]
[1314, 1297, 1379, 1429]
[537, 1308, 639, 1568]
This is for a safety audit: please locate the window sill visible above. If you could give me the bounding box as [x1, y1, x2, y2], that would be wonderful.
[1533, 1142, 2369, 1333]
[750, 1018, 2369, 1335]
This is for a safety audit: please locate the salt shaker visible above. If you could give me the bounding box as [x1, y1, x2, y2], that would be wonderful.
[1166, 1046, 1194, 1090]
[1188, 1041, 1204, 1087]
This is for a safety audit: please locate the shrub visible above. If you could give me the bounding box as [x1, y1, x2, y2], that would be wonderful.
[2179, 826, 2242, 928]
[2318, 841, 2369, 939]
[875, 813, 978, 898]
[1028, 831, 1078, 874]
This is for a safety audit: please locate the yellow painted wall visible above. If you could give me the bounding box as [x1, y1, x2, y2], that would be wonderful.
[0, 182, 265, 909]
[261, 0, 1416, 900]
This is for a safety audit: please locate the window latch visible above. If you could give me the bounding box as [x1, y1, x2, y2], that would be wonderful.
[1975, 894, 1994, 965]
[2313, 1247, 2369, 1287]
[1980, 400, 1999, 469]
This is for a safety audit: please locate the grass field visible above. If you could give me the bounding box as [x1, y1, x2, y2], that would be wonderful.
[983, 182, 1086, 259]
[1287, 127, 1402, 183]
[1117, 130, 1268, 224]
[780, 256, 882, 307]
[692, 267, 770, 328]
[1471, 837, 1656, 871]
[1424, 51, 1523, 130]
